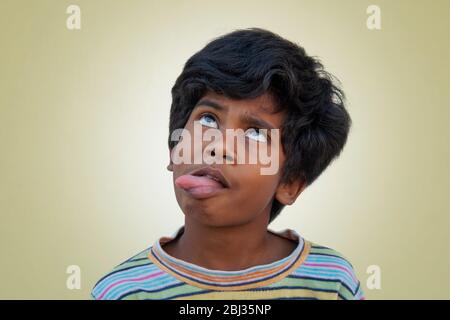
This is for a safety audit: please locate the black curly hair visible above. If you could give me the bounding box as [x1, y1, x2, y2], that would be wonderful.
[168, 27, 352, 224]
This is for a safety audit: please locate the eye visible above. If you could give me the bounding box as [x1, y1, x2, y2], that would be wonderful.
[245, 128, 268, 143]
[198, 114, 218, 129]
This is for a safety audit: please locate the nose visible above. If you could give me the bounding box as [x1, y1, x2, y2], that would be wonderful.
[204, 135, 235, 164]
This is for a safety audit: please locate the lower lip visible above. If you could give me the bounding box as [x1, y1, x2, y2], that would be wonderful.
[183, 185, 228, 199]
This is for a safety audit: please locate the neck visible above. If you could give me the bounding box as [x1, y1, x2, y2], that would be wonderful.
[175, 212, 273, 271]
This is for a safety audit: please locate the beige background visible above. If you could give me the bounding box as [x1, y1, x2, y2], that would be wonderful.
[1, 0, 449, 299]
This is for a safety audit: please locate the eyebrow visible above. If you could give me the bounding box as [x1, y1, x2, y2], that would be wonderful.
[194, 98, 275, 130]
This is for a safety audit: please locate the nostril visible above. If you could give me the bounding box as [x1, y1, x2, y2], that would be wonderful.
[224, 154, 233, 163]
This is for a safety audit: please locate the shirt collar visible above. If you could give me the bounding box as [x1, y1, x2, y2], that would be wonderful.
[148, 225, 311, 291]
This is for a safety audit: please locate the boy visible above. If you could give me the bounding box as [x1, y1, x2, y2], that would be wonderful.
[91, 28, 364, 300]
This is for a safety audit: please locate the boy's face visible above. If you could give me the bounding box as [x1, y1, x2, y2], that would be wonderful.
[168, 91, 305, 227]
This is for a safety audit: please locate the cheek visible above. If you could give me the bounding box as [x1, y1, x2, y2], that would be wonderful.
[233, 165, 280, 206]
[172, 122, 208, 164]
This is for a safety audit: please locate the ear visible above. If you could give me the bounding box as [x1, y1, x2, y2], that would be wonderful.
[167, 148, 173, 172]
[275, 178, 307, 206]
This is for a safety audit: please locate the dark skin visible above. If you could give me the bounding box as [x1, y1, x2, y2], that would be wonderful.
[165, 91, 307, 271]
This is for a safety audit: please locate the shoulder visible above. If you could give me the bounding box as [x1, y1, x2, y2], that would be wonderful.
[294, 241, 365, 300]
[90, 246, 169, 300]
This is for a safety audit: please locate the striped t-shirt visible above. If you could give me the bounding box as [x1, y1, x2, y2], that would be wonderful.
[91, 226, 365, 300]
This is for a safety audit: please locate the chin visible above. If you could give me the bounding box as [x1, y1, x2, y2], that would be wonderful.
[184, 208, 239, 226]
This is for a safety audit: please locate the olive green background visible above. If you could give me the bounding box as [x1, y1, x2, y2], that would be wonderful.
[1, 0, 449, 299]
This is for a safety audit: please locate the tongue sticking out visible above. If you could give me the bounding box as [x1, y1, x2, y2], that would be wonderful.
[175, 174, 224, 191]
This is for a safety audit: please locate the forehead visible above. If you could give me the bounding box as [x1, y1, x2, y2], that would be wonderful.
[195, 91, 285, 126]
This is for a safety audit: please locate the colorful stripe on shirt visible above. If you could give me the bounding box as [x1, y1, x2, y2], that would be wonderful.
[91, 237, 364, 300]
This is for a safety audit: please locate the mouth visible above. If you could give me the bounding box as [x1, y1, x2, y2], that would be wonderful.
[189, 167, 230, 188]
[174, 166, 231, 199]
